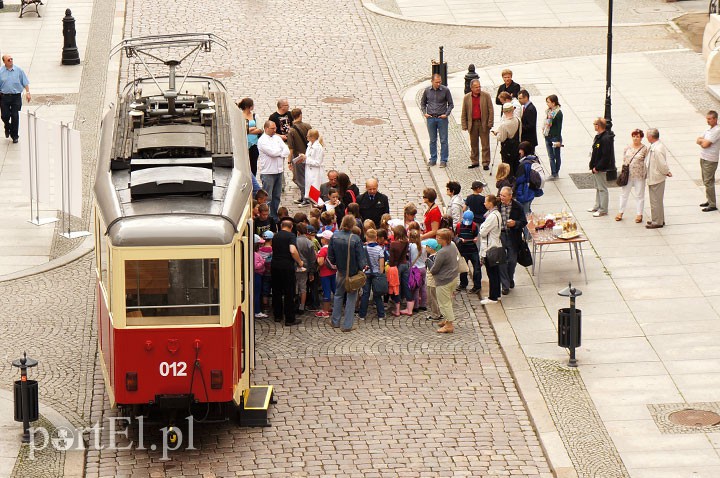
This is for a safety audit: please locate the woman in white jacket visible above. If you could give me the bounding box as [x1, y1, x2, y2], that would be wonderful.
[479, 194, 502, 304]
[304, 129, 325, 202]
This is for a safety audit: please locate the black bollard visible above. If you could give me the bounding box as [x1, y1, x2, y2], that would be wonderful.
[0, 1, 4, 10]
[61, 9, 81, 65]
[12, 352, 39, 443]
[464, 64, 480, 94]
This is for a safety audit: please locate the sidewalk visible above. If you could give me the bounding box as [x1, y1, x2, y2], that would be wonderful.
[0, 0, 93, 277]
[406, 50, 720, 477]
[365, 0, 708, 27]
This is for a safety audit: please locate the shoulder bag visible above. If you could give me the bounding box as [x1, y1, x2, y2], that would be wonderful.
[344, 234, 367, 292]
[484, 214, 507, 267]
[616, 146, 644, 187]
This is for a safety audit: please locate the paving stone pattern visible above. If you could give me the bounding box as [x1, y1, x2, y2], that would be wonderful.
[48, 0, 116, 260]
[12, 415, 66, 478]
[80, 0, 556, 476]
[527, 357, 630, 478]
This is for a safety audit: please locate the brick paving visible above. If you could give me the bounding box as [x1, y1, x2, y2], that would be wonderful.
[1, 0, 691, 475]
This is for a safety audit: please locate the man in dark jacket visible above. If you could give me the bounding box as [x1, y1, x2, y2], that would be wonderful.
[495, 69, 521, 114]
[328, 215, 368, 332]
[498, 186, 527, 295]
[588, 117, 615, 217]
[518, 90, 538, 147]
[357, 178, 390, 227]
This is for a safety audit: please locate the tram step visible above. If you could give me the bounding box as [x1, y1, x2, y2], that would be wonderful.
[238, 385, 274, 427]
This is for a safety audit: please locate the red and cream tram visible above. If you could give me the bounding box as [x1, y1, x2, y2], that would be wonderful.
[93, 34, 271, 431]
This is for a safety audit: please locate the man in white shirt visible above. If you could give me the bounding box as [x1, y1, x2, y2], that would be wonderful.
[257, 120, 289, 220]
[645, 128, 672, 229]
[696, 110, 720, 212]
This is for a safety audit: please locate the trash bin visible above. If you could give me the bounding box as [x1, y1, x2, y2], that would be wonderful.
[558, 307, 581, 348]
[14, 379, 39, 423]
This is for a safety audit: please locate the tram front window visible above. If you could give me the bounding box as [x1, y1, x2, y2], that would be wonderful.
[125, 258, 220, 323]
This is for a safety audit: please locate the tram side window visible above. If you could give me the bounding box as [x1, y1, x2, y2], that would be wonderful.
[97, 217, 109, 289]
[125, 258, 219, 319]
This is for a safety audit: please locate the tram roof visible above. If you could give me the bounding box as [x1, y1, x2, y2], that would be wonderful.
[94, 77, 253, 247]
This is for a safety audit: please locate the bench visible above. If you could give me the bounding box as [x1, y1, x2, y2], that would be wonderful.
[20, 0, 43, 18]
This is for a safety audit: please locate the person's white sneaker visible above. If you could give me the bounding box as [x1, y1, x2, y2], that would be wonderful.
[587, 207, 598, 212]
[480, 298, 498, 305]
[592, 211, 607, 217]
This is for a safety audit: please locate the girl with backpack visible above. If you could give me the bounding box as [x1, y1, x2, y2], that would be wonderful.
[514, 141, 545, 216]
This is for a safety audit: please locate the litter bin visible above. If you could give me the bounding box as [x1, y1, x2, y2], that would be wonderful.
[431, 46, 448, 86]
[558, 307, 581, 348]
[14, 379, 39, 423]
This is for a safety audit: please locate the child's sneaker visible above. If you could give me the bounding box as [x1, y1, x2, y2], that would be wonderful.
[254, 312, 268, 318]
[315, 310, 329, 318]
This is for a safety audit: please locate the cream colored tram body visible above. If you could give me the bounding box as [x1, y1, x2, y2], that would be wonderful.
[93, 34, 271, 428]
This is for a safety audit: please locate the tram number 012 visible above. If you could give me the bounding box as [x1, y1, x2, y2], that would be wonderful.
[159, 361, 188, 377]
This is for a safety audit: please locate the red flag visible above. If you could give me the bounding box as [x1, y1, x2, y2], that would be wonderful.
[309, 185, 321, 204]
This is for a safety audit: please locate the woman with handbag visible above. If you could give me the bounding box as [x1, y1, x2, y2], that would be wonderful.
[480, 195, 503, 305]
[615, 129, 648, 223]
[431, 229, 460, 333]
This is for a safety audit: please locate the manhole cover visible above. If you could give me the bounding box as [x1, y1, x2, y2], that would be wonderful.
[633, 6, 679, 14]
[34, 94, 67, 105]
[321, 97, 353, 104]
[352, 117, 385, 126]
[463, 44, 492, 50]
[205, 70, 233, 79]
[668, 409, 720, 427]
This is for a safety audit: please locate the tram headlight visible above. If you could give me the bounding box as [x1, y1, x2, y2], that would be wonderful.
[210, 370, 223, 389]
[126, 372, 138, 391]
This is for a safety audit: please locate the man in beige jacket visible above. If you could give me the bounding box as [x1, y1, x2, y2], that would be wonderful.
[645, 128, 672, 229]
[461, 79, 494, 170]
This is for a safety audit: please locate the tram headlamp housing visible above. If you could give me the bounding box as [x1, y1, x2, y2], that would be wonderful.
[126, 372, 138, 391]
[210, 370, 223, 389]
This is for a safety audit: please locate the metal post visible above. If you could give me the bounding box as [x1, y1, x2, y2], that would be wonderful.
[62, 9, 81, 65]
[604, 0, 613, 130]
[568, 293, 578, 367]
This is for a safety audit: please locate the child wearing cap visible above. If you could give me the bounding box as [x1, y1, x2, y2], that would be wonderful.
[422, 239, 443, 321]
[253, 234, 268, 318]
[455, 210, 482, 293]
[315, 230, 336, 318]
[259, 231, 274, 314]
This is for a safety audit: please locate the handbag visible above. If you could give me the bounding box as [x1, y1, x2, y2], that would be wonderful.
[616, 165, 630, 187]
[372, 274, 389, 295]
[517, 240, 533, 267]
[457, 254, 469, 274]
[344, 234, 366, 292]
[616, 145, 644, 187]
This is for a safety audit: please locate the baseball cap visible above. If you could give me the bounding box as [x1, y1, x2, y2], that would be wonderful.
[471, 180, 486, 190]
[306, 224, 316, 234]
[502, 103, 514, 111]
[318, 230, 334, 240]
[254, 233, 265, 244]
[421, 239, 441, 251]
[462, 210, 474, 226]
[262, 230, 274, 240]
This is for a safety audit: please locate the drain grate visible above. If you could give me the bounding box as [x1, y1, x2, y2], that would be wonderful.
[322, 97, 353, 104]
[668, 409, 720, 427]
[352, 117, 385, 126]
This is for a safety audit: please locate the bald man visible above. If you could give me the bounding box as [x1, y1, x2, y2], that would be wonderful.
[357, 178, 390, 226]
[0, 55, 31, 143]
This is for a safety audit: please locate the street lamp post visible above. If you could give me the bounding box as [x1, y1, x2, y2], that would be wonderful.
[604, 0, 613, 130]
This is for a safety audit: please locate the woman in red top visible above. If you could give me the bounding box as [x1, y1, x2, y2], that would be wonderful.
[421, 187, 442, 240]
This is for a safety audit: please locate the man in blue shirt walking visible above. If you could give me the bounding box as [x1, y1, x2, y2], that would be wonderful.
[0, 55, 31, 143]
